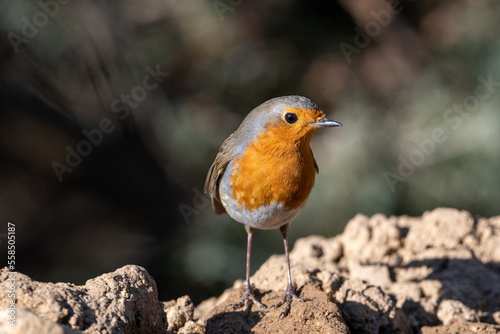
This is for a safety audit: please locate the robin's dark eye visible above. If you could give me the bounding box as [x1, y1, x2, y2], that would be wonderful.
[284, 113, 298, 124]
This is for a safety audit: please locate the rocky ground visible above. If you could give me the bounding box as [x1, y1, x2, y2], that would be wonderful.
[1, 208, 499, 333]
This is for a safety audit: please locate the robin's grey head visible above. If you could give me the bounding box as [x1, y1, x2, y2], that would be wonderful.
[240, 96, 321, 133]
[231, 96, 341, 153]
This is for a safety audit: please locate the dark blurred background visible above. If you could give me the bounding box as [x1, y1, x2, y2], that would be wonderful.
[1, 0, 499, 304]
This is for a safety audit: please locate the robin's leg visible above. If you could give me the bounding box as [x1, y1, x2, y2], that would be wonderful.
[272, 224, 310, 319]
[228, 226, 266, 314]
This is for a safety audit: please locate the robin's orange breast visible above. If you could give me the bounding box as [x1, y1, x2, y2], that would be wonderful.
[230, 120, 317, 212]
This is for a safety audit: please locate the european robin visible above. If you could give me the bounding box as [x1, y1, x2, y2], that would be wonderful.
[204, 95, 341, 318]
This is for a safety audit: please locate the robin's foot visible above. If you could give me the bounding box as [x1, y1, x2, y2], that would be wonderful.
[228, 283, 266, 315]
[272, 283, 309, 319]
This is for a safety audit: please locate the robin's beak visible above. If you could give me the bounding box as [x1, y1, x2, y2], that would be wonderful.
[310, 117, 342, 128]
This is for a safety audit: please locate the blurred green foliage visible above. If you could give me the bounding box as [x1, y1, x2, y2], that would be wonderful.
[0, 0, 499, 304]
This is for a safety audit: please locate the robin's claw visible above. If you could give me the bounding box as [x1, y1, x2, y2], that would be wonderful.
[272, 283, 309, 319]
[228, 283, 266, 315]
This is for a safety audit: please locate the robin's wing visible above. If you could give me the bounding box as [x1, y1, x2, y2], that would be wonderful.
[311, 149, 319, 174]
[204, 134, 237, 214]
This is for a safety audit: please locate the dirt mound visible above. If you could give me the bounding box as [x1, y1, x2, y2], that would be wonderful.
[0, 265, 166, 334]
[1, 208, 499, 333]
